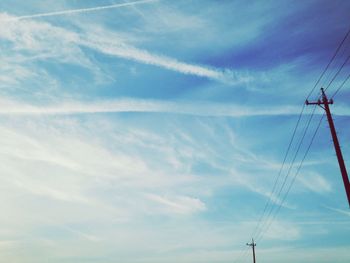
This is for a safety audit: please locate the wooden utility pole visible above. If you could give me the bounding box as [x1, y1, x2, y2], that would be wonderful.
[246, 238, 256, 263]
[306, 88, 350, 207]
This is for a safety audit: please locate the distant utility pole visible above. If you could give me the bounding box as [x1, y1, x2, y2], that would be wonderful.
[246, 238, 256, 263]
[306, 88, 350, 207]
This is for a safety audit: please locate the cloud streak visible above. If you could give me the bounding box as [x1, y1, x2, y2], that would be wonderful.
[0, 97, 301, 117]
[3, 0, 157, 21]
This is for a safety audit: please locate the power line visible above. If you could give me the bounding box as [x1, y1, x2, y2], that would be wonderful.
[256, 47, 350, 240]
[254, 105, 318, 241]
[255, 47, 350, 239]
[331, 70, 350, 99]
[324, 53, 350, 92]
[273, 106, 317, 201]
[257, 113, 325, 241]
[306, 27, 350, 99]
[320, 37, 350, 91]
[232, 247, 250, 263]
[250, 104, 306, 239]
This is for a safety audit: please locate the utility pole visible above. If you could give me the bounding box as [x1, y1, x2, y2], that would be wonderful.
[246, 238, 256, 263]
[306, 88, 350, 207]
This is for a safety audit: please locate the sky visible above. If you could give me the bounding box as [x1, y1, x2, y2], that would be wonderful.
[0, 0, 350, 262]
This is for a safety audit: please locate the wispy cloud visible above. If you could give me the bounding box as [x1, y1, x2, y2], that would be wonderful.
[324, 206, 350, 217]
[297, 171, 332, 194]
[145, 193, 206, 214]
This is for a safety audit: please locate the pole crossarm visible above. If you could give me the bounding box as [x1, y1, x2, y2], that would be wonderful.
[306, 88, 350, 207]
[305, 99, 333, 106]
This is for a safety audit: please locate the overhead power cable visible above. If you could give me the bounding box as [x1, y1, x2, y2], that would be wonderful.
[250, 103, 306, 239]
[254, 104, 318, 241]
[324, 53, 350, 92]
[306, 27, 350, 99]
[331, 70, 350, 99]
[256, 113, 325, 242]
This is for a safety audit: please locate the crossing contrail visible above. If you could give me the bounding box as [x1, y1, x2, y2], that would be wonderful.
[11, 0, 157, 21]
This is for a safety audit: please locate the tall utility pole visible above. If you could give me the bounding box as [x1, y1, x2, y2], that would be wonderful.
[306, 88, 350, 207]
[246, 239, 256, 263]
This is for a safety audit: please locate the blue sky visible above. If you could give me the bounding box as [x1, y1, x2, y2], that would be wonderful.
[0, 0, 350, 262]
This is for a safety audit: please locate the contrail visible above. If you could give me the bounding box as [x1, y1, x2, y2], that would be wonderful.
[11, 0, 157, 21]
[84, 39, 230, 82]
